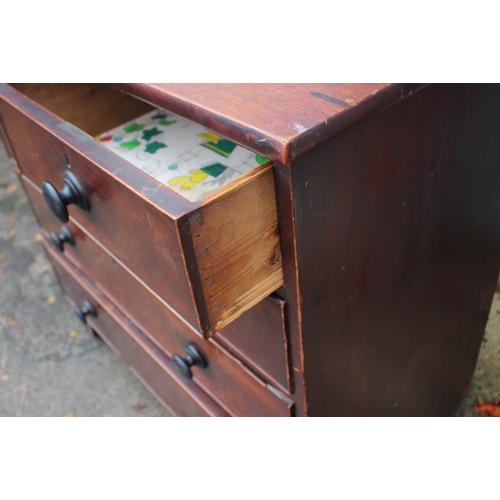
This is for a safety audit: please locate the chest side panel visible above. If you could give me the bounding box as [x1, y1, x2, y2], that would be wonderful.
[293, 84, 500, 416]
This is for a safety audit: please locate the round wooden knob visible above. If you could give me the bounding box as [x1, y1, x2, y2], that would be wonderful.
[172, 343, 208, 379]
[50, 225, 75, 252]
[42, 171, 90, 222]
[75, 299, 97, 324]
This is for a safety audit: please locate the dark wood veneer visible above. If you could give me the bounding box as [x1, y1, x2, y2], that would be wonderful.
[47, 249, 228, 417]
[113, 83, 428, 165]
[0, 83, 284, 337]
[216, 294, 290, 394]
[23, 173, 291, 394]
[43, 238, 290, 417]
[3, 82, 500, 416]
[21, 175, 291, 416]
[292, 83, 500, 416]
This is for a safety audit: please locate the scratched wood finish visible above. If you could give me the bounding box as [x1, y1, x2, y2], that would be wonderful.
[20, 168, 291, 416]
[0, 84, 284, 336]
[21, 173, 290, 415]
[41, 235, 290, 417]
[19, 174, 199, 329]
[0, 86, 200, 328]
[183, 163, 283, 335]
[23, 171, 292, 395]
[113, 83, 428, 165]
[6, 82, 500, 417]
[22, 172, 291, 395]
[291, 83, 500, 416]
[272, 162, 307, 415]
[46, 247, 228, 417]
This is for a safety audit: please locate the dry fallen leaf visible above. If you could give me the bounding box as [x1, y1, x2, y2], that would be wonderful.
[33, 234, 43, 243]
[66, 413, 75, 418]
[69, 331, 78, 338]
[5, 184, 18, 194]
[4, 215, 14, 223]
[133, 402, 146, 413]
[8, 228, 16, 237]
[1, 373, 10, 381]
[0, 253, 5, 260]
[475, 398, 500, 417]
[47, 296, 56, 304]
[8, 316, 17, 325]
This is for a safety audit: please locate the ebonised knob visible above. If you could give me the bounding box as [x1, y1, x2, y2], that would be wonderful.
[172, 343, 208, 379]
[42, 171, 90, 223]
[75, 299, 97, 324]
[50, 225, 75, 252]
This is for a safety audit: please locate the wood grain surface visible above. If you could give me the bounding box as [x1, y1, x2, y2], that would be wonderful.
[0, 87, 201, 327]
[292, 84, 500, 416]
[183, 163, 283, 335]
[5, 82, 499, 416]
[45, 245, 229, 417]
[10, 83, 154, 137]
[113, 83, 429, 165]
[41, 234, 291, 417]
[272, 163, 307, 415]
[21, 170, 292, 395]
[0, 84, 285, 336]
[216, 294, 290, 393]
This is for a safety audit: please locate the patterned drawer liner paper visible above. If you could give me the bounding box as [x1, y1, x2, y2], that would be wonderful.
[96, 109, 269, 202]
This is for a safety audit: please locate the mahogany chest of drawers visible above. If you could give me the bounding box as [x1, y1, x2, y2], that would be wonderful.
[1, 83, 500, 416]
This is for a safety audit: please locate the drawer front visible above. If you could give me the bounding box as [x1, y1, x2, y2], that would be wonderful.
[0, 85, 199, 329]
[20, 175, 290, 400]
[41, 234, 292, 417]
[21, 174, 291, 394]
[46, 250, 228, 417]
[216, 296, 290, 393]
[20, 174, 195, 328]
[0, 83, 283, 337]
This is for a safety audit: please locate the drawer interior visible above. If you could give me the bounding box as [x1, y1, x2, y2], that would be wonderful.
[10, 83, 268, 202]
[4, 83, 284, 336]
[10, 84, 155, 137]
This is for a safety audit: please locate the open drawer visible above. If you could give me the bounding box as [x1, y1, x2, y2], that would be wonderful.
[0, 83, 283, 337]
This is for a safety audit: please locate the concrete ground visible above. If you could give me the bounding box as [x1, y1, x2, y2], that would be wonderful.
[0, 140, 499, 417]
[0, 141, 170, 417]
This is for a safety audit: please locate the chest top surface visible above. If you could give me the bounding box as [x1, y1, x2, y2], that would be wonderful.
[112, 83, 428, 165]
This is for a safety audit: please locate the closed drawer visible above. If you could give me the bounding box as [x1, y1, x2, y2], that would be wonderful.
[217, 296, 291, 393]
[41, 234, 292, 417]
[45, 248, 229, 417]
[0, 83, 283, 337]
